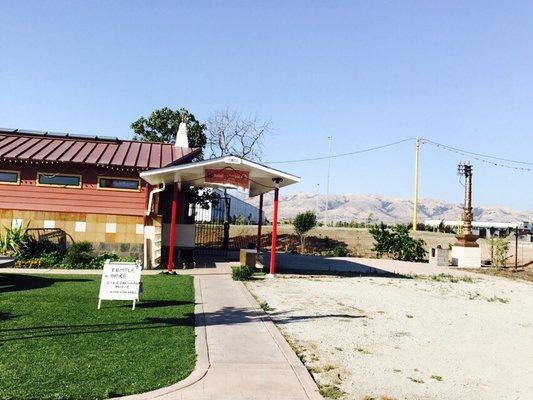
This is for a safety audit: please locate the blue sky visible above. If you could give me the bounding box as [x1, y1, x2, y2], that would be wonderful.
[1, 1, 532, 211]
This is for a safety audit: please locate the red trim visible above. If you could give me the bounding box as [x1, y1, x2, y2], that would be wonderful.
[167, 184, 179, 272]
[257, 193, 263, 252]
[269, 188, 279, 275]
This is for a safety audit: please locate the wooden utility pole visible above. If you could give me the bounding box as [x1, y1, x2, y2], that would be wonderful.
[324, 136, 332, 226]
[412, 137, 420, 231]
[515, 226, 519, 269]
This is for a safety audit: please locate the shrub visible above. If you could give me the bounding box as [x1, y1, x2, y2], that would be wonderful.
[323, 245, 348, 257]
[61, 242, 95, 269]
[490, 238, 509, 270]
[231, 265, 255, 281]
[369, 223, 427, 262]
[88, 252, 121, 269]
[20, 238, 63, 260]
[39, 251, 63, 268]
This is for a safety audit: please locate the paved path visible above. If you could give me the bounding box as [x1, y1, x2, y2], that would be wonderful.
[122, 272, 321, 400]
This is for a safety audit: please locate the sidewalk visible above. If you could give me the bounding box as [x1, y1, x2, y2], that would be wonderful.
[123, 272, 322, 400]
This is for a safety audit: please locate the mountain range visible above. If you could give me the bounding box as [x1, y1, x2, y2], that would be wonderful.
[245, 192, 532, 224]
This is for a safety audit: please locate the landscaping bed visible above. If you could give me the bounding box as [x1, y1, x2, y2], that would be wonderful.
[0, 273, 195, 399]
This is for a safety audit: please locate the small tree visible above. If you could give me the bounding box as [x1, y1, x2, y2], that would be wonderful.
[293, 211, 317, 254]
[369, 223, 427, 262]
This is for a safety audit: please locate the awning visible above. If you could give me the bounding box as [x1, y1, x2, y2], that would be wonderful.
[139, 155, 300, 197]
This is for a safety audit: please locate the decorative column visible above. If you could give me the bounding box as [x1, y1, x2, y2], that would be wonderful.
[256, 193, 264, 253]
[269, 178, 282, 275]
[452, 163, 480, 267]
[167, 184, 180, 273]
[456, 163, 477, 245]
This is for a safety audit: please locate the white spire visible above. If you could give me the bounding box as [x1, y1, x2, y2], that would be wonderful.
[174, 122, 189, 148]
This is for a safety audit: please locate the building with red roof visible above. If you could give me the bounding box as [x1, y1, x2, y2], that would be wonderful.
[0, 127, 199, 258]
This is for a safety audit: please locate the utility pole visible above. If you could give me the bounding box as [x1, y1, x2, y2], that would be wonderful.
[412, 136, 420, 231]
[515, 226, 519, 270]
[324, 136, 332, 226]
[315, 183, 320, 216]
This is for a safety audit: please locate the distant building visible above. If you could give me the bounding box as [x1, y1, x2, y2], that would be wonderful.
[424, 219, 532, 242]
[193, 188, 263, 224]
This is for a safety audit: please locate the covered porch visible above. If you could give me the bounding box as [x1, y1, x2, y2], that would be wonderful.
[140, 155, 300, 273]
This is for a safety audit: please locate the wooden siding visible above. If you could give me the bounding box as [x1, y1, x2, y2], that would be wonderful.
[0, 163, 148, 216]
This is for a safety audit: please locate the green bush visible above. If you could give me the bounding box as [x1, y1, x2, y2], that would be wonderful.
[231, 265, 255, 281]
[61, 242, 94, 269]
[369, 223, 427, 262]
[323, 245, 348, 257]
[20, 239, 63, 261]
[39, 251, 63, 268]
[490, 238, 509, 270]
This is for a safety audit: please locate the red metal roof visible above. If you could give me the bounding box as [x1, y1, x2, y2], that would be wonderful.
[0, 128, 200, 170]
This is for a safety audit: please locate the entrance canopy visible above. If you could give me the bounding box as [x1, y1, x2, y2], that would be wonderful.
[139, 155, 300, 197]
[140, 155, 299, 275]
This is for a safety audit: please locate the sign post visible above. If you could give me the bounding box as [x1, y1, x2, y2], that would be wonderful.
[98, 260, 142, 310]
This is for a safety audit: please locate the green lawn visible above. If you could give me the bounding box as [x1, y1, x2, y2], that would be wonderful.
[0, 273, 196, 400]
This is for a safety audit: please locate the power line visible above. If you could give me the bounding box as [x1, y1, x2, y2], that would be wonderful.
[266, 137, 415, 164]
[265, 135, 532, 172]
[422, 139, 533, 172]
[422, 138, 533, 166]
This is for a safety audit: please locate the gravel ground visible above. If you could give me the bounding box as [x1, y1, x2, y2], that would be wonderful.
[246, 273, 533, 400]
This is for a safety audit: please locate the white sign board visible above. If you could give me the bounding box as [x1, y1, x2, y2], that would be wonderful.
[98, 260, 142, 310]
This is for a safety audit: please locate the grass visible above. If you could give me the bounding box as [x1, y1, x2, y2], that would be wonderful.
[319, 384, 344, 399]
[0, 273, 196, 400]
[429, 273, 473, 283]
[259, 300, 272, 312]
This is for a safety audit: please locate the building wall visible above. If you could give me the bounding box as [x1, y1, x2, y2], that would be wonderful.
[0, 209, 144, 256]
[0, 163, 148, 216]
[0, 162, 149, 256]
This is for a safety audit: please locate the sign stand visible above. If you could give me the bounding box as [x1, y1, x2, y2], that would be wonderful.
[98, 260, 142, 310]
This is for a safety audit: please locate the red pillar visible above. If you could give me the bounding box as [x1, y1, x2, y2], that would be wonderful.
[167, 184, 179, 273]
[256, 193, 264, 253]
[269, 187, 279, 275]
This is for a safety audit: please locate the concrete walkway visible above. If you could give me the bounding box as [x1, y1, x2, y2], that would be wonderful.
[123, 272, 322, 400]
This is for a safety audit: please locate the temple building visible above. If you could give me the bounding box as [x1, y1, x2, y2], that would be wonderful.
[0, 126, 298, 272]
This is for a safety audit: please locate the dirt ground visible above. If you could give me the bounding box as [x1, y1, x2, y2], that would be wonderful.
[246, 270, 533, 400]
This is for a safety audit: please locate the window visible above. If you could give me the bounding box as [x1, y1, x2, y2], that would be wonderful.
[37, 173, 81, 187]
[75, 221, 86, 233]
[0, 170, 19, 185]
[98, 176, 140, 191]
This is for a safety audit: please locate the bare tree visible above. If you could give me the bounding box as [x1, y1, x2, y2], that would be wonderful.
[206, 110, 271, 256]
[207, 110, 271, 161]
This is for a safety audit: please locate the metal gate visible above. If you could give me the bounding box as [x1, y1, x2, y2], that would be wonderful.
[194, 196, 231, 258]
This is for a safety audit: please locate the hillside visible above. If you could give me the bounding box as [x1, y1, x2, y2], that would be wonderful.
[245, 192, 532, 224]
